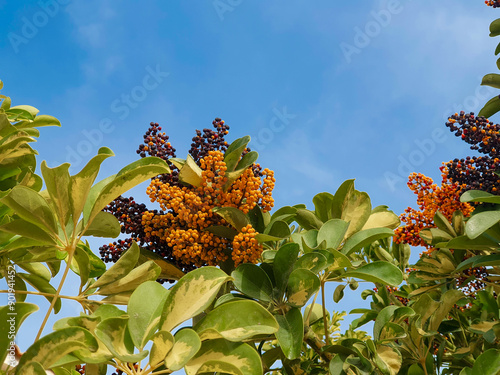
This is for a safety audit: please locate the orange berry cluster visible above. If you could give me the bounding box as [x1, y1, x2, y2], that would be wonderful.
[142, 150, 275, 267]
[486, 0, 500, 7]
[444, 112, 500, 194]
[232, 224, 261, 265]
[394, 172, 473, 253]
[101, 118, 274, 280]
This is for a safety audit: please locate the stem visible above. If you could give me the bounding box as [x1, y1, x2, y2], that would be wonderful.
[303, 325, 333, 363]
[0, 289, 90, 302]
[34, 249, 75, 341]
[321, 281, 330, 345]
[304, 288, 321, 326]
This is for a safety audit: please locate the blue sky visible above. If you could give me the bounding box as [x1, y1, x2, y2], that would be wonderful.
[1, 0, 498, 357]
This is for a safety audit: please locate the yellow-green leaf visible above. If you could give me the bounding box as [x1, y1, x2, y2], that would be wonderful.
[160, 267, 231, 332]
[165, 329, 201, 371]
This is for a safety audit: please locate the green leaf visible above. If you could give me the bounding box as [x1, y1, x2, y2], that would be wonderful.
[247, 204, 265, 233]
[224, 151, 259, 189]
[81, 211, 120, 238]
[165, 329, 201, 371]
[212, 207, 249, 231]
[128, 281, 169, 349]
[294, 252, 328, 274]
[15, 327, 98, 374]
[341, 228, 394, 255]
[331, 179, 355, 218]
[286, 268, 320, 307]
[479, 95, 500, 118]
[263, 219, 291, 239]
[10, 105, 39, 117]
[160, 267, 232, 332]
[432, 211, 456, 237]
[88, 242, 140, 291]
[466, 210, 500, 239]
[471, 349, 500, 375]
[70, 246, 90, 289]
[343, 261, 403, 287]
[333, 284, 346, 303]
[232, 263, 274, 302]
[95, 317, 148, 363]
[373, 306, 400, 341]
[18, 272, 62, 313]
[294, 208, 323, 230]
[375, 345, 402, 375]
[40, 161, 71, 226]
[0, 218, 58, 245]
[149, 331, 174, 367]
[195, 300, 278, 341]
[273, 243, 300, 294]
[482, 73, 500, 89]
[329, 354, 345, 375]
[185, 339, 262, 375]
[84, 156, 170, 225]
[275, 307, 303, 360]
[0, 185, 58, 234]
[138, 247, 185, 280]
[419, 228, 453, 245]
[461, 189, 500, 204]
[443, 235, 499, 250]
[224, 136, 251, 172]
[17, 262, 51, 282]
[317, 219, 349, 250]
[17, 361, 46, 375]
[69, 148, 114, 223]
[312, 192, 335, 222]
[77, 242, 106, 278]
[491, 18, 500, 37]
[32, 115, 61, 127]
[178, 154, 202, 187]
[96, 260, 160, 295]
[342, 190, 372, 238]
[205, 225, 238, 239]
[362, 206, 400, 231]
[0, 303, 38, 365]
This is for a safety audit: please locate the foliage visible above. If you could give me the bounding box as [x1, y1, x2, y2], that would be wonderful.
[3, 3, 500, 374]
